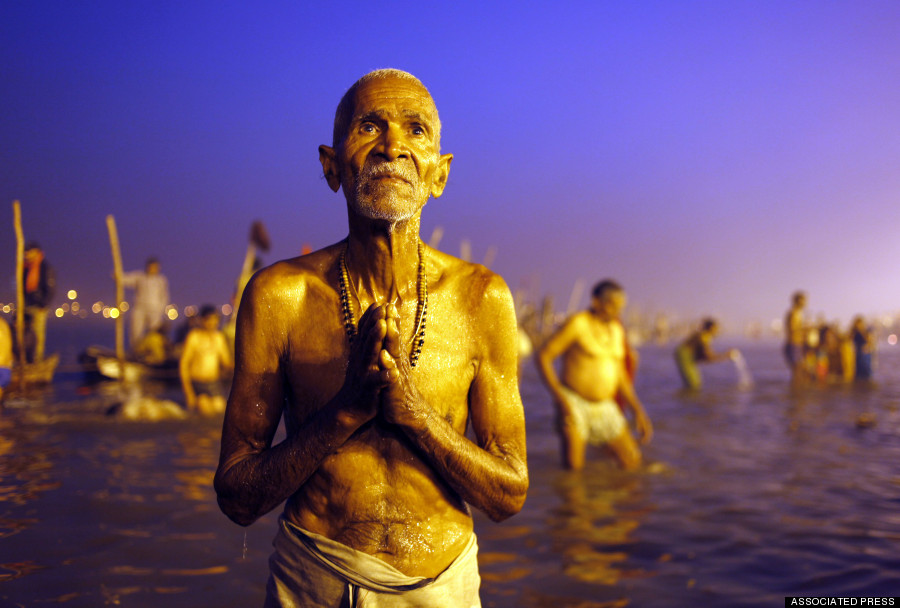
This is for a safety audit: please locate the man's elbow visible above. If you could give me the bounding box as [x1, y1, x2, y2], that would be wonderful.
[216, 494, 259, 527]
[213, 471, 259, 527]
[484, 476, 529, 522]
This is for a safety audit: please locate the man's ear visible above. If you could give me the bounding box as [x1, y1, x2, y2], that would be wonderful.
[429, 153, 453, 198]
[319, 145, 341, 193]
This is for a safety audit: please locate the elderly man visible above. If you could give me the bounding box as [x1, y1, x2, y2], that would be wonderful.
[537, 280, 652, 471]
[214, 69, 528, 607]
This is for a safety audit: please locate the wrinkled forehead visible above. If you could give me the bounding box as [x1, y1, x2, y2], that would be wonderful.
[352, 76, 437, 116]
[333, 73, 441, 147]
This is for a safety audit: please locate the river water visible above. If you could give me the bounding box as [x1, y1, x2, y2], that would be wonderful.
[2, 321, 899, 606]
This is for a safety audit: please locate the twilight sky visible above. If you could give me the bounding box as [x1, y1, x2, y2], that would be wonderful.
[2, 1, 899, 333]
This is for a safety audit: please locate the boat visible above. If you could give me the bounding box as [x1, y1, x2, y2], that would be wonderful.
[80, 346, 179, 383]
[10, 353, 59, 386]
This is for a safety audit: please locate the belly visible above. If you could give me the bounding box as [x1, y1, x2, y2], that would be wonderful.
[284, 425, 473, 577]
[561, 355, 620, 402]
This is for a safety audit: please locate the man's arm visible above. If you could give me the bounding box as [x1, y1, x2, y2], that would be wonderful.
[615, 365, 653, 444]
[535, 315, 581, 416]
[380, 273, 528, 522]
[179, 332, 198, 410]
[213, 271, 392, 526]
[120, 271, 138, 288]
[216, 331, 233, 371]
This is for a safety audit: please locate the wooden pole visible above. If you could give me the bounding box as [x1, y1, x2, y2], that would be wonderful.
[105, 215, 125, 371]
[427, 225, 443, 250]
[12, 201, 26, 391]
[566, 278, 586, 316]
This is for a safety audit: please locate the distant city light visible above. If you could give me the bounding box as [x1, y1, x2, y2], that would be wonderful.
[55, 308, 65, 318]
[92, 302, 103, 314]
[67, 290, 77, 300]
[71, 302, 80, 313]
[184, 305, 198, 317]
[1, 305, 10, 313]
[888, 334, 897, 346]
[221, 304, 233, 316]
[120, 302, 130, 312]
[109, 308, 120, 319]
[167, 308, 179, 321]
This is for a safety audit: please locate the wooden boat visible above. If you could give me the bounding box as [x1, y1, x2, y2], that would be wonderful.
[81, 346, 179, 383]
[11, 353, 59, 386]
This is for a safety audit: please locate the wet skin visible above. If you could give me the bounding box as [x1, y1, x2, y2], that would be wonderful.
[214, 73, 528, 578]
[537, 291, 652, 470]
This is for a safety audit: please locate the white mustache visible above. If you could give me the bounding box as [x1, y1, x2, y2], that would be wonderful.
[360, 162, 416, 185]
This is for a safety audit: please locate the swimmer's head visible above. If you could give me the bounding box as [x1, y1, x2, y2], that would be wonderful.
[591, 279, 626, 320]
[199, 304, 220, 329]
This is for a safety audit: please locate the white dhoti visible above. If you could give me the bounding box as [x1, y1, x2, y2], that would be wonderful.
[264, 517, 481, 608]
[559, 386, 627, 446]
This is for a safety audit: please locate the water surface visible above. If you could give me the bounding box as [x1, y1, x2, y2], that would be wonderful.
[2, 328, 899, 606]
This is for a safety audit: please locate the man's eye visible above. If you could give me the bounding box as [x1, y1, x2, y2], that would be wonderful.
[411, 126, 425, 136]
[360, 123, 377, 133]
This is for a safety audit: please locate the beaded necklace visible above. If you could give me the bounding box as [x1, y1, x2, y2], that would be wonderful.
[338, 240, 428, 367]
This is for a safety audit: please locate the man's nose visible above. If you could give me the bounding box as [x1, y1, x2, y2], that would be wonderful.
[375, 125, 407, 161]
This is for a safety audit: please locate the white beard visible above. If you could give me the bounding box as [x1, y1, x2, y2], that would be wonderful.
[348, 161, 429, 222]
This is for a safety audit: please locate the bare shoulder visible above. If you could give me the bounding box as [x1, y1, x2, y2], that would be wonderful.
[426, 246, 513, 315]
[243, 243, 342, 311]
[560, 310, 591, 333]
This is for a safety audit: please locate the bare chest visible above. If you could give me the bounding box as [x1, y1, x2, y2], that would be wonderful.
[282, 305, 478, 432]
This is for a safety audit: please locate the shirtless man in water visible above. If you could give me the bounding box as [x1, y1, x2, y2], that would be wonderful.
[180, 305, 232, 415]
[214, 69, 528, 606]
[537, 280, 652, 471]
[784, 290, 808, 384]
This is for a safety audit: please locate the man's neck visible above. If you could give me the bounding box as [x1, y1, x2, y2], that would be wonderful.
[589, 308, 614, 325]
[345, 213, 422, 305]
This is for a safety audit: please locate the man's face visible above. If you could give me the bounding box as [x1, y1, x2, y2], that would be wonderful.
[320, 75, 452, 223]
[147, 262, 160, 275]
[594, 290, 626, 320]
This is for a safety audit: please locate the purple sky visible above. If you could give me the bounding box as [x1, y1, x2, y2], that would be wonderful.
[3, 1, 899, 333]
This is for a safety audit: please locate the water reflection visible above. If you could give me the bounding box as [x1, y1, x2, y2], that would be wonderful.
[550, 466, 647, 586]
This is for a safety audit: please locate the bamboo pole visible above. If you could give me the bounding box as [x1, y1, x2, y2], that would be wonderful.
[566, 278, 586, 315]
[12, 201, 26, 391]
[427, 225, 444, 250]
[106, 215, 125, 372]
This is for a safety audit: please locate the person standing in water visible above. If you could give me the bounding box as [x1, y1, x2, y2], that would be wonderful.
[0, 317, 12, 404]
[849, 316, 875, 382]
[674, 318, 737, 390]
[22, 242, 56, 362]
[122, 257, 170, 348]
[536, 279, 652, 471]
[179, 305, 232, 416]
[784, 291, 809, 383]
[214, 69, 527, 606]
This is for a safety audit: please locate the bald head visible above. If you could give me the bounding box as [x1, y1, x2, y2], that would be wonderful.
[332, 69, 442, 149]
